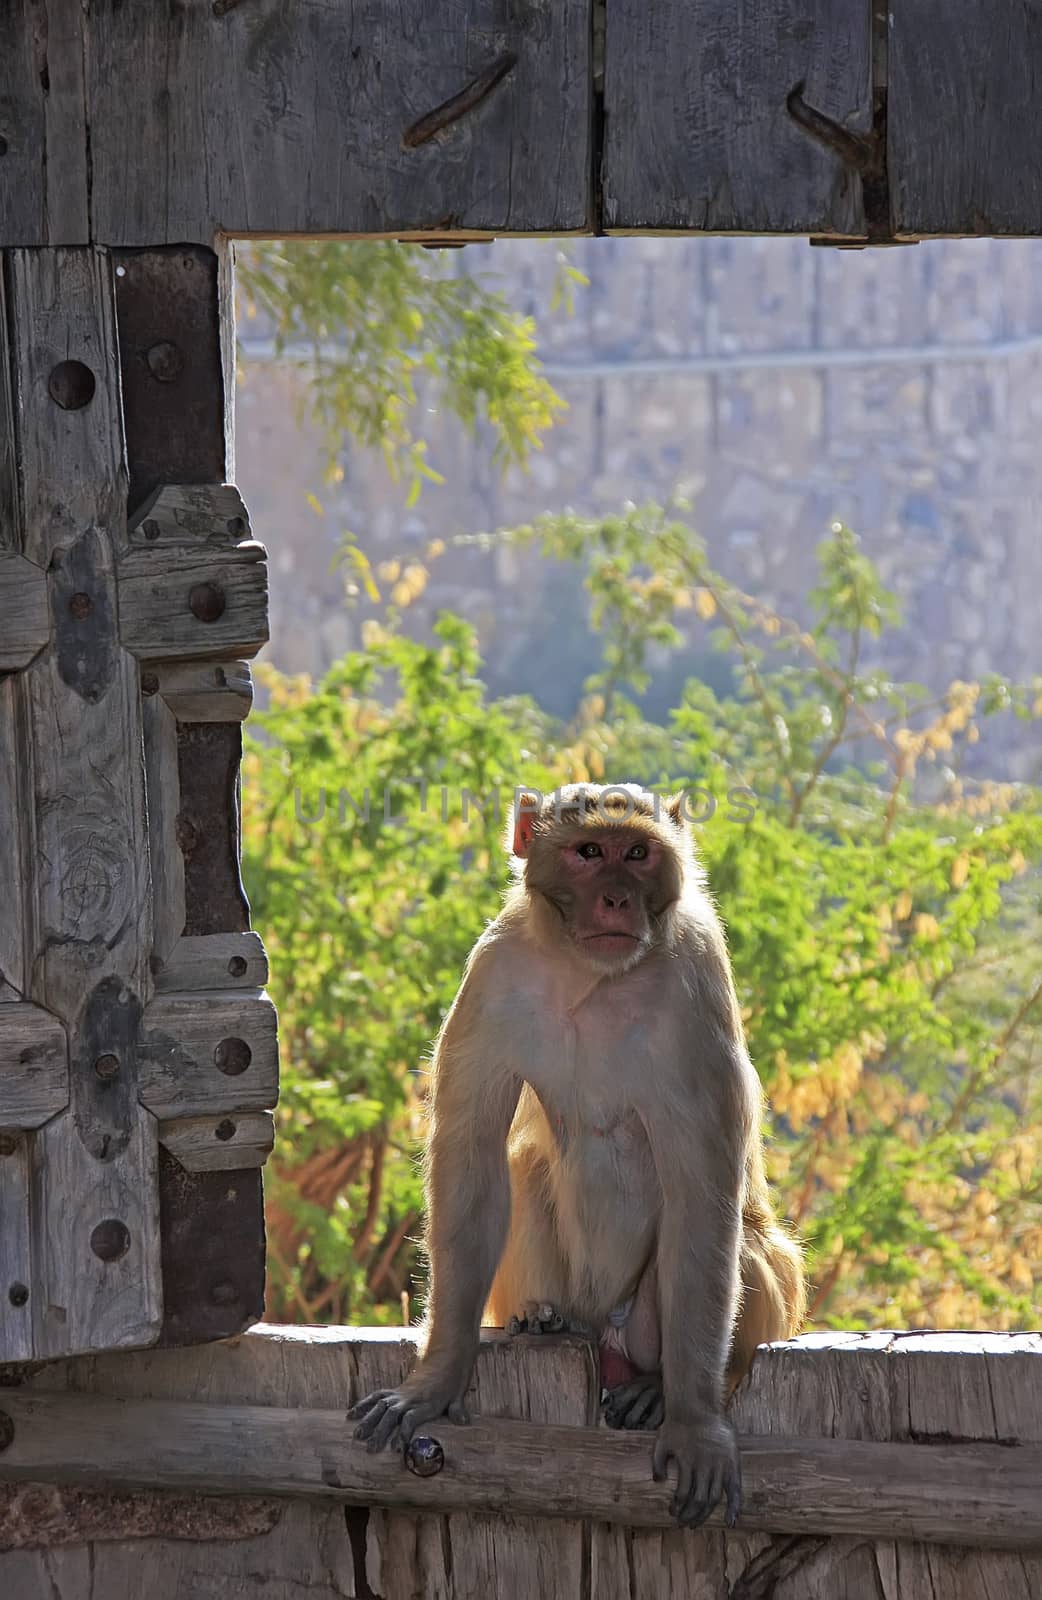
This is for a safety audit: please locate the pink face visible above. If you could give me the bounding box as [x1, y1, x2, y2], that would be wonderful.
[557, 830, 664, 962]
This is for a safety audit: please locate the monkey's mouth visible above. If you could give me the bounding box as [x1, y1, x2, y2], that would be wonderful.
[583, 932, 642, 945]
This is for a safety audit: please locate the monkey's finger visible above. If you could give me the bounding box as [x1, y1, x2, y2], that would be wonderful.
[651, 1438, 671, 1482]
[447, 1400, 470, 1424]
[726, 1460, 743, 1527]
[398, 1401, 440, 1446]
[625, 1385, 663, 1430]
[669, 1460, 693, 1520]
[366, 1400, 408, 1452]
[506, 1316, 525, 1336]
[348, 1389, 392, 1422]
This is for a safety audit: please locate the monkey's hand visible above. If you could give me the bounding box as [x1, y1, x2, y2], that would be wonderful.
[349, 1373, 470, 1453]
[652, 1413, 741, 1530]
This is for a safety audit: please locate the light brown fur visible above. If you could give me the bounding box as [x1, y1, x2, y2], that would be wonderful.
[352, 783, 804, 1527]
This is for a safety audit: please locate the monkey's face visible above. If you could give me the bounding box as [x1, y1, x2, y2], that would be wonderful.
[531, 826, 681, 973]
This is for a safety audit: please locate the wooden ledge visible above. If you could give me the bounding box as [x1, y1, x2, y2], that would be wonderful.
[2, 1328, 1041, 1552]
[0, 1391, 1040, 1550]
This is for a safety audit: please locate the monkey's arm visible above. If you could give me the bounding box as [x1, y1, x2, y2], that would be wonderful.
[643, 946, 756, 1527]
[351, 950, 522, 1450]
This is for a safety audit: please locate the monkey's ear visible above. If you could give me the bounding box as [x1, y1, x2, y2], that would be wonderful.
[666, 793, 688, 829]
[512, 791, 541, 857]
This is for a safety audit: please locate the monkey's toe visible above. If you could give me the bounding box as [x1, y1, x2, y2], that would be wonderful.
[507, 1302, 590, 1337]
[603, 1376, 664, 1431]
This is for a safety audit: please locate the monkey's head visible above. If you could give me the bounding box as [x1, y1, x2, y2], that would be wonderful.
[510, 784, 694, 973]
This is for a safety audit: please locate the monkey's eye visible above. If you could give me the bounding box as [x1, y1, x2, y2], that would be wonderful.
[576, 842, 603, 860]
[626, 843, 648, 861]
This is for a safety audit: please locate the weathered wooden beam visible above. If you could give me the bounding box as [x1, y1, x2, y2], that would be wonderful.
[137, 991, 279, 1120]
[602, 1, 873, 237]
[153, 933, 268, 994]
[112, 243, 270, 1350]
[889, 4, 1042, 237]
[0, 1391, 1040, 1552]
[2, 5, 592, 247]
[0, 1006, 68, 1128]
[158, 1111, 275, 1172]
[0, 551, 48, 671]
[146, 660, 255, 723]
[2, 247, 163, 1360]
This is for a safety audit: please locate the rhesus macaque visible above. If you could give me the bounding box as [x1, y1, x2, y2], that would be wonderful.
[351, 783, 804, 1527]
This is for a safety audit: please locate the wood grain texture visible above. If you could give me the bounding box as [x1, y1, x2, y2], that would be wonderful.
[0, 2, 89, 246]
[137, 990, 279, 1119]
[158, 1110, 275, 1172]
[5, 250, 126, 569]
[3, 1389, 1042, 1550]
[890, 5, 1042, 237]
[4, 247, 161, 1361]
[149, 660, 254, 723]
[0, 551, 48, 670]
[153, 933, 268, 994]
[0, 1004, 68, 1128]
[29, 1107, 162, 1358]
[87, 1, 592, 243]
[0, 1132, 32, 1361]
[0, 678, 31, 1000]
[603, 1, 872, 236]
[142, 694, 187, 968]
[119, 539, 269, 662]
[126, 484, 252, 552]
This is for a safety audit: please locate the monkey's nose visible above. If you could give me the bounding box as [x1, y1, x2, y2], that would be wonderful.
[602, 890, 630, 909]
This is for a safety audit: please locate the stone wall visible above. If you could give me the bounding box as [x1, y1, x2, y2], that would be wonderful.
[236, 236, 1042, 773]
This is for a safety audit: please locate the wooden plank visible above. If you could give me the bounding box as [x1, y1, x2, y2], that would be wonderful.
[141, 695, 186, 969]
[176, 722, 252, 938]
[890, 6, 1042, 237]
[884, 1333, 1042, 1598]
[0, 678, 31, 1001]
[158, 1111, 275, 1172]
[113, 250, 229, 517]
[155, 1150, 266, 1350]
[0, 551, 48, 670]
[5, 247, 162, 1360]
[87, 2, 592, 244]
[602, 1, 872, 236]
[137, 991, 279, 1120]
[153, 933, 268, 994]
[118, 538, 269, 661]
[126, 484, 252, 551]
[29, 1111, 162, 1358]
[0, 1132, 32, 1361]
[0, 3, 89, 247]
[113, 242, 268, 1351]
[3, 1391, 1042, 1550]
[0, 1004, 68, 1129]
[149, 660, 254, 723]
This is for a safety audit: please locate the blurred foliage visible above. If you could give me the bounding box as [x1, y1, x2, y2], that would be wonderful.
[235, 241, 584, 501]
[244, 513, 1042, 1332]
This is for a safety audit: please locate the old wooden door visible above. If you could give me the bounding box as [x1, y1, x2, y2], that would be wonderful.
[0, 246, 276, 1361]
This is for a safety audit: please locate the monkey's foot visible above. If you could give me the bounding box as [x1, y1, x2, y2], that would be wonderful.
[603, 1374, 665, 1431]
[506, 1302, 591, 1337]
